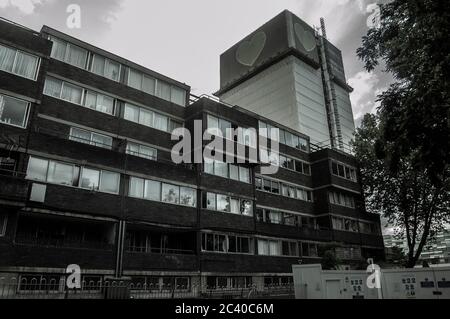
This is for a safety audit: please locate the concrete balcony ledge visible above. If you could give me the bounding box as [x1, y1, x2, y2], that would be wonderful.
[0, 175, 30, 204]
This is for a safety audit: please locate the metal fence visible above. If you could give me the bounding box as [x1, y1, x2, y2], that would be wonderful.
[0, 277, 294, 300]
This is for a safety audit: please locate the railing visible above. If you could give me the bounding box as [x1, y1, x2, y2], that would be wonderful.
[0, 277, 295, 299]
[310, 140, 354, 155]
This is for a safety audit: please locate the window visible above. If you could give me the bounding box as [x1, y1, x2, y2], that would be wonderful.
[127, 69, 186, 106]
[162, 184, 180, 204]
[180, 187, 196, 207]
[130, 177, 145, 198]
[203, 192, 253, 217]
[154, 113, 168, 131]
[144, 179, 161, 201]
[205, 192, 216, 210]
[282, 241, 298, 257]
[26, 157, 49, 181]
[80, 168, 100, 190]
[301, 242, 318, 257]
[123, 102, 174, 133]
[171, 86, 186, 106]
[266, 210, 282, 224]
[70, 128, 113, 149]
[0, 94, 30, 128]
[329, 191, 355, 208]
[217, 194, 229, 212]
[207, 115, 233, 140]
[258, 177, 313, 202]
[126, 142, 157, 160]
[239, 167, 250, 183]
[44, 77, 83, 105]
[331, 161, 357, 182]
[84, 91, 115, 115]
[0, 215, 7, 237]
[259, 121, 310, 152]
[124, 103, 140, 123]
[91, 55, 121, 81]
[26, 157, 120, 194]
[49, 37, 87, 69]
[0, 43, 39, 80]
[229, 165, 239, 181]
[240, 199, 253, 216]
[203, 161, 251, 184]
[215, 162, 229, 178]
[157, 80, 171, 101]
[202, 233, 227, 253]
[47, 161, 77, 186]
[100, 171, 120, 194]
[257, 239, 281, 256]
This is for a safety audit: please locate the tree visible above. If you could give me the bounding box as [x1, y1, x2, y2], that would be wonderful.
[321, 250, 341, 270]
[356, 0, 450, 187]
[353, 114, 450, 268]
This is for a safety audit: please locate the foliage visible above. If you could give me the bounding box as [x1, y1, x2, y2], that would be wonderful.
[353, 113, 450, 267]
[356, 0, 450, 187]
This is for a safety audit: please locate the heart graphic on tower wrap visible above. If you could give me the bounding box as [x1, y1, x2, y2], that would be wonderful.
[236, 31, 267, 67]
[294, 23, 316, 52]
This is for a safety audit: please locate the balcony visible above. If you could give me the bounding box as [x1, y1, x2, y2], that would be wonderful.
[0, 172, 29, 204]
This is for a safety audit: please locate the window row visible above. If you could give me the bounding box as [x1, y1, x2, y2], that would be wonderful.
[48, 36, 187, 106]
[51, 36, 121, 82]
[328, 191, 356, 208]
[257, 239, 320, 258]
[0, 43, 40, 80]
[207, 114, 257, 147]
[26, 157, 120, 194]
[126, 142, 157, 161]
[202, 192, 253, 216]
[259, 121, 309, 152]
[331, 161, 357, 182]
[128, 68, 186, 106]
[44, 77, 115, 115]
[255, 208, 317, 229]
[43, 77, 184, 132]
[0, 94, 30, 128]
[69, 127, 113, 149]
[332, 216, 379, 234]
[70, 126, 159, 162]
[204, 161, 250, 183]
[123, 102, 183, 133]
[259, 149, 311, 175]
[255, 177, 313, 202]
[129, 177, 197, 207]
[201, 233, 253, 254]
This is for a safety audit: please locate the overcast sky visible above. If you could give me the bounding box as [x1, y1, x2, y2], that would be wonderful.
[0, 0, 392, 125]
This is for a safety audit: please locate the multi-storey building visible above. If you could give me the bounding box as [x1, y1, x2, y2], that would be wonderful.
[384, 228, 450, 265]
[0, 13, 383, 296]
[217, 11, 355, 151]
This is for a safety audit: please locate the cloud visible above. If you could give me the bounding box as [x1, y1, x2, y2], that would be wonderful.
[0, 0, 123, 40]
[0, 0, 46, 15]
[348, 71, 380, 119]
